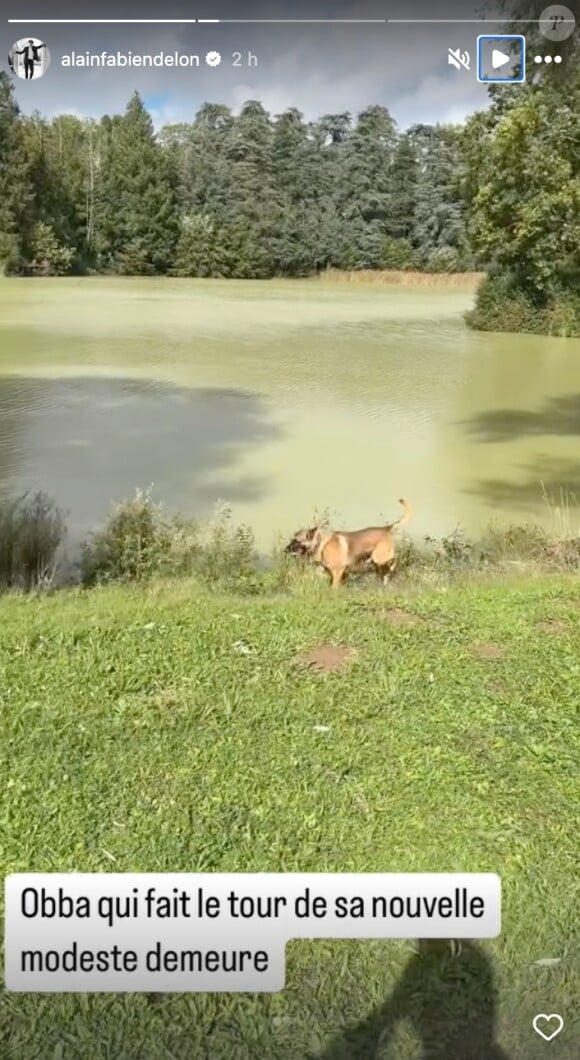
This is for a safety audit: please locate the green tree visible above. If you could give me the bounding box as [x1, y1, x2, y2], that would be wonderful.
[27, 221, 74, 275]
[387, 132, 419, 242]
[48, 115, 94, 267]
[173, 212, 221, 277]
[0, 73, 33, 272]
[410, 124, 467, 269]
[217, 100, 277, 277]
[95, 94, 178, 274]
[21, 113, 92, 270]
[270, 107, 321, 275]
[336, 106, 397, 269]
[2, 88, 505, 284]
[465, 6, 580, 334]
[165, 103, 233, 220]
[342, 106, 396, 222]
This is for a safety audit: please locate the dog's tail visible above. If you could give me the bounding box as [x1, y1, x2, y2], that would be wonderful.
[390, 498, 412, 530]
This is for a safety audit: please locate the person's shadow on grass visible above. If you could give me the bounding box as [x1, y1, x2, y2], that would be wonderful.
[312, 940, 511, 1060]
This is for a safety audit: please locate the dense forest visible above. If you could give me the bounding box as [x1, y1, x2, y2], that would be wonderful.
[0, 84, 469, 277]
[0, 3, 578, 334]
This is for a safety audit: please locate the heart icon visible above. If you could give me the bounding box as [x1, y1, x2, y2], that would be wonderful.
[532, 1014, 564, 1041]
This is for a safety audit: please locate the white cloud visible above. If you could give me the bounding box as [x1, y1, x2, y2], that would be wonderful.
[395, 72, 489, 127]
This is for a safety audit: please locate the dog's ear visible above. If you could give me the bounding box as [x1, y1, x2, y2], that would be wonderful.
[306, 527, 319, 539]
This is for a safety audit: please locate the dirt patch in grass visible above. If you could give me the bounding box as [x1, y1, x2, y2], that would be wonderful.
[536, 619, 568, 635]
[470, 642, 505, 661]
[377, 608, 426, 628]
[293, 645, 357, 673]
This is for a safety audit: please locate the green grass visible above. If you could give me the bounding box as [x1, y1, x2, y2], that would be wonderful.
[1, 575, 579, 1059]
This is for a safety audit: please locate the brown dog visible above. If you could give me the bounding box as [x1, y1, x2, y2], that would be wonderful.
[285, 499, 412, 588]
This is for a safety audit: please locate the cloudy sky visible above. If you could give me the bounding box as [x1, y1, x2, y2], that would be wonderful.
[3, 1, 514, 129]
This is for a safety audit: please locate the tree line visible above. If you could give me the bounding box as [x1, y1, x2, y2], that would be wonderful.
[0, 3, 578, 335]
[0, 83, 469, 278]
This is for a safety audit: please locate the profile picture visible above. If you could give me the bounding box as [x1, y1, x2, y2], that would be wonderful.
[8, 37, 51, 80]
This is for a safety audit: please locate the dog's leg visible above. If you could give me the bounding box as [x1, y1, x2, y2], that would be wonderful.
[370, 540, 396, 588]
[374, 558, 396, 586]
[329, 567, 346, 589]
[383, 557, 396, 586]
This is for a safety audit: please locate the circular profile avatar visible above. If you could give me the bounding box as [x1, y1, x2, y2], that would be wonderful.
[8, 37, 51, 80]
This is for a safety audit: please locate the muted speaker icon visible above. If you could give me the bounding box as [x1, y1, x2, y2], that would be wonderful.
[447, 48, 470, 71]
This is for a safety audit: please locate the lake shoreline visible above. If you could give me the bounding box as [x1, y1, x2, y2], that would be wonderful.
[316, 268, 484, 289]
[1, 489, 579, 596]
[1, 268, 484, 290]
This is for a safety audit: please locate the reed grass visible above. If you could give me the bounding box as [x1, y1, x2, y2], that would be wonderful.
[316, 268, 485, 288]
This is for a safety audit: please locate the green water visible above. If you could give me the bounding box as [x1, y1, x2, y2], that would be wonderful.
[1, 277, 579, 547]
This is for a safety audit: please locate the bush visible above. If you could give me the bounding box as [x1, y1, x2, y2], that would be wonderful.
[394, 529, 478, 583]
[424, 247, 463, 274]
[379, 236, 418, 271]
[467, 273, 580, 337]
[81, 490, 260, 591]
[172, 213, 218, 277]
[0, 232, 24, 276]
[186, 504, 258, 587]
[26, 223, 74, 277]
[547, 294, 580, 338]
[0, 491, 66, 590]
[479, 522, 548, 565]
[114, 240, 156, 276]
[81, 489, 174, 584]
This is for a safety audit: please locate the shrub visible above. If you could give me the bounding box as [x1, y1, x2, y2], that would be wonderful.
[0, 232, 24, 275]
[26, 223, 74, 277]
[81, 488, 172, 584]
[424, 247, 463, 274]
[479, 522, 548, 565]
[0, 491, 66, 590]
[114, 240, 156, 276]
[181, 502, 259, 590]
[467, 273, 580, 337]
[172, 213, 218, 277]
[379, 236, 419, 271]
[81, 491, 260, 590]
[547, 293, 580, 338]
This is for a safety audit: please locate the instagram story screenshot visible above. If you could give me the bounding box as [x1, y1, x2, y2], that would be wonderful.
[0, 1, 579, 1058]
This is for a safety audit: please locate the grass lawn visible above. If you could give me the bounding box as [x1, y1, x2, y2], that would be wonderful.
[1, 575, 579, 1059]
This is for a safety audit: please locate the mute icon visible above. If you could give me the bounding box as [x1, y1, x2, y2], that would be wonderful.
[447, 47, 470, 71]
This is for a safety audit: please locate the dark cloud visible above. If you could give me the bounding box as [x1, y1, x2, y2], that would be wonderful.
[4, 0, 506, 125]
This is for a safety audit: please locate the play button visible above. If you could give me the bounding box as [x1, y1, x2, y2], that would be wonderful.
[477, 34, 526, 82]
[492, 48, 511, 69]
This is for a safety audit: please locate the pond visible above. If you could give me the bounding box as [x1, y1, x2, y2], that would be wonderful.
[1, 276, 579, 548]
